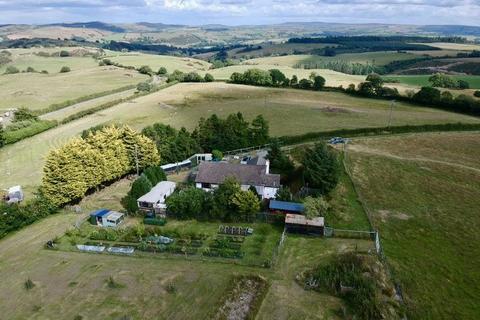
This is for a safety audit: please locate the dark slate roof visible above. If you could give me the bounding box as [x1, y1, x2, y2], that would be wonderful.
[269, 200, 305, 213]
[195, 162, 280, 187]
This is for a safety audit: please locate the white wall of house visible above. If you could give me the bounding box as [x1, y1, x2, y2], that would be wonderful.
[196, 183, 277, 200]
[263, 187, 278, 199]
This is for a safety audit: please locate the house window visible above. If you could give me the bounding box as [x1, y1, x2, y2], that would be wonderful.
[202, 182, 211, 188]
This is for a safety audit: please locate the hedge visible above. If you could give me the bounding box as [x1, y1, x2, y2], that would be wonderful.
[278, 122, 480, 145]
[34, 84, 137, 115]
[3, 120, 58, 145]
[143, 217, 167, 226]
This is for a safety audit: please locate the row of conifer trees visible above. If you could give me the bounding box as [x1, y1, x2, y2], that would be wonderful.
[42, 125, 160, 206]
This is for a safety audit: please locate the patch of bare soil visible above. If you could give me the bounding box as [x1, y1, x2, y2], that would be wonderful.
[214, 275, 269, 320]
[377, 210, 411, 222]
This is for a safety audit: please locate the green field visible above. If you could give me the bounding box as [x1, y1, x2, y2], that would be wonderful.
[1, 82, 479, 194]
[105, 51, 211, 73]
[209, 64, 366, 86]
[0, 47, 101, 74]
[0, 67, 147, 111]
[387, 75, 480, 89]
[346, 132, 480, 319]
[243, 51, 416, 68]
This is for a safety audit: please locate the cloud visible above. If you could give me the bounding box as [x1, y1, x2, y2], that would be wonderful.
[0, 0, 478, 25]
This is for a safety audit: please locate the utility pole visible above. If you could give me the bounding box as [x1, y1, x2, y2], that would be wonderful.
[134, 144, 139, 176]
[387, 100, 395, 128]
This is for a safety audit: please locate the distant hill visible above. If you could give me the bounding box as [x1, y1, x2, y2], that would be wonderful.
[46, 21, 125, 33]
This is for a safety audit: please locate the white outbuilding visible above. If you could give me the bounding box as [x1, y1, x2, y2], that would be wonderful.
[137, 181, 177, 214]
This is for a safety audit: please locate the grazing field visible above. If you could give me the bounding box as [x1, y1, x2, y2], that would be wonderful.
[209, 64, 366, 86]
[346, 132, 480, 319]
[0, 66, 147, 111]
[105, 51, 211, 73]
[1, 82, 479, 193]
[387, 74, 480, 89]
[243, 51, 416, 68]
[0, 175, 374, 320]
[0, 47, 101, 74]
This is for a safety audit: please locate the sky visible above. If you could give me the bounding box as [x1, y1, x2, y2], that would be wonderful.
[0, 0, 479, 26]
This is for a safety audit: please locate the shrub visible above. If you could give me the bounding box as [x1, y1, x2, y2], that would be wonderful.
[59, 50, 70, 57]
[204, 73, 214, 82]
[106, 276, 125, 289]
[158, 67, 168, 75]
[24, 278, 35, 290]
[137, 81, 152, 92]
[474, 90, 480, 98]
[26, 66, 36, 73]
[137, 65, 153, 75]
[60, 66, 71, 73]
[143, 217, 166, 226]
[4, 65, 19, 74]
[41, 70, 49, 74]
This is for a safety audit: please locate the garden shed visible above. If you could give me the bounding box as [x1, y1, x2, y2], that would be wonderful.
[90, 209, 124, 227]
[285, 214, 324, 236]
[269, 200, 305, 214]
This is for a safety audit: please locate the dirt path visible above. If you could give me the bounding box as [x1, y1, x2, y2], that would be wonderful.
[347, 143, 480, 174]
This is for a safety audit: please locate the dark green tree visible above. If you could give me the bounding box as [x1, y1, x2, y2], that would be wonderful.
[0, 125, 5, 148]
[298, 79, 313, 89]
[137, 65, 153, 75]
[250, 115, 270, 146]
[157, 67, 168, 75]
[413, 87, 441, 104]
[267, 140, 294, 175]
[166, 187, 211, 220]
[313, 75, 326, 91]
[269, 69, 287, 86]
[211, 177, 241, 221]
[204, 73, 214, 82]
[302, 143, 340, 195]
[275, 186, 292, 201]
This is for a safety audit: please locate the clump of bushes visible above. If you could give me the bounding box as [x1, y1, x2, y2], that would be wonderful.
[59, 66, 71, 73]
[302, 252, 403, 320]
[4, 65, 20, 74]
[474, 90, 480, 98]
[24, 278, 35, 290]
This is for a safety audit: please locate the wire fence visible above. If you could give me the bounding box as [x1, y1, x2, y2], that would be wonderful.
[342, 140, 405, 304]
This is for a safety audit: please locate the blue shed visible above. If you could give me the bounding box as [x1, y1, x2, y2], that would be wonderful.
[269, 200, 305, 214]
[90, 209, 111, 225]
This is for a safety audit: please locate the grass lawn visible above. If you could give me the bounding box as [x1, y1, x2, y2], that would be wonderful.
[243, 51, 416, 68]
[105, 51, 211, 73]
[0, 66, 147, 111]
[387, 75, 480, 89]
[346, 132, 480, 319]
[1, 82, 479, 194]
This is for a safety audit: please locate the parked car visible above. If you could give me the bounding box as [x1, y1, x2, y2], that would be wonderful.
[328, 137, 347, 144]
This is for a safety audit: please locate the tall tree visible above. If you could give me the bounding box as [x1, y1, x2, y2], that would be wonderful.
[302, 143, 340, 195]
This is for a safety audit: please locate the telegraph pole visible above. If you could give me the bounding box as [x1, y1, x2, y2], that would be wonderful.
[387, 100, 395, 128]
[135, 144, 139, 176]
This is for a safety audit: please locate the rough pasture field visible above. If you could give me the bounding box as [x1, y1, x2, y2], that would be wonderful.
[105, 51, 211, 73]
[226, 43, 336, 59]
[345, 132, 480, 319]
[209, 64, 366, 87]
[243, 51, 416, 68]
[1, 82, 479, 194]
[0, 66, 147, 112]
